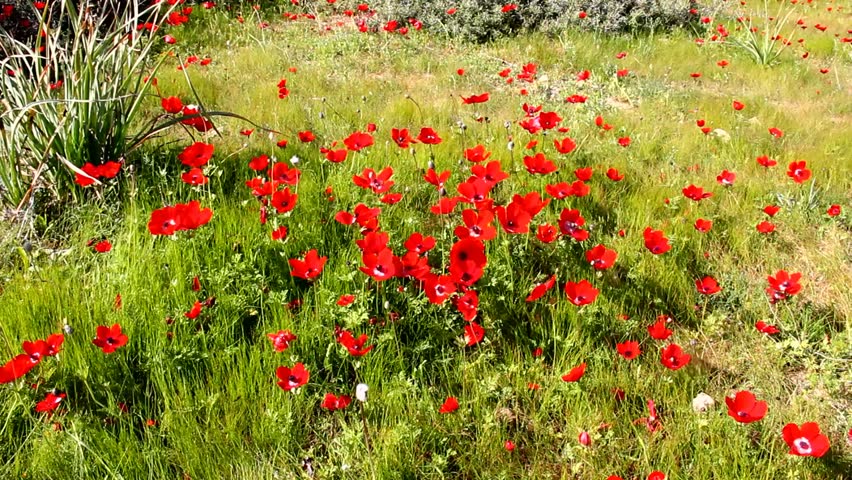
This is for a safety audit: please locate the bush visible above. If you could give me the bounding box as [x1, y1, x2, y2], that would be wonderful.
[0, 0, 170, 210]
[369, 0, 706, 43]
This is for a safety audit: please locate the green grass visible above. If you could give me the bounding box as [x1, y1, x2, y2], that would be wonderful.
[1, 2, 851, 479]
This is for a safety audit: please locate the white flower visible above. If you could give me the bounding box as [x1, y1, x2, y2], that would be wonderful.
[355, 383, 369, 403]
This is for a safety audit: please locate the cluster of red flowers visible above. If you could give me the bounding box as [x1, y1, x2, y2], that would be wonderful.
[178, 141, 214, 186]
[766, 269, 803, 303]
[245, 153, 302, 240]
[0, 333, 63, 384]
[147, 200, 213, 235]
[33, 0, 848, 470]
[74, 161, 122, 187]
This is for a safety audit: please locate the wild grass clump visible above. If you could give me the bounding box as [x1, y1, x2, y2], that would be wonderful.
[0, 0, 168, 210]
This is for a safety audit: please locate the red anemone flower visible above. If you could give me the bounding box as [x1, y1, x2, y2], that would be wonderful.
[682, 184, 713, 201]
[643, 227, 671, 255]
[181, 167, 208, 186]
[74, 163, 102, 187]
[148, 201, 213, 236]
[564, 280, 599, 306]
[766, 270, 802, 302]
[554, 137, 576, 154]
[763, 205, 780, 217]
[92, 324, 128, 354]
[416, 127, 442, 145]
[454, 290, 479, 321]
[463, 322, 485, 346]
[424, 274, 456, 305]
[648, 316, 673, 340]
[561, 362, 586, 382]
[275, 363, 309, 391]
[782, 422, 830, 457]
[827, 205, 841, 217]
[93, 239, 112, 253]
[694, 218, 712, 233]
[321, 147, 348, 163]
[353, 167, 395, 194]
[545, 182, 572, 199]
[496, 203, 532, 234]
[660, 343, 690, 370]
[271, 188, 298, 214]
[271, 226, 288, 241]
[337, 294, 356, 307]
[558, 209, 589, 241]
[716, 170, 736, 186]
[526, 275, 556, 302]
[360, 248, 397, 281]
[616, 341, 641, 360]
[184, 300, 203, 319]
[756, 155, 777, 168]
[725, 391, 767, 423]
[178, 142, 214, 168]
[439, 396, 459, 413]
[448, 238, 487, 283]
[574, 167, 592, 181]
[43, 334, 64, 357]
[267, 330, 297, 352]
[695, 276, 721, 295]
[337, 331, 374, 356]
[756, 221, 776, 234]
[786, 161, 811, 183]
[35, 391, 66, 413]
[523, 153, 557, 175]
[391, 128, 415, 148]
[343, 131, 374, 151]
[321, 393, 352, 411]
[297, 130, 315, 143]
[755, 320, 780, 334]
[424, 169, 451, 189]
[585, 245, 617, 270]
[536, 224, 559, 243]
[455, 209, 497, 241]
[288, 249, 327, 281]
[175, 201, 214, 231]
[464, 144, 491, 163]
[461, 93, 490, 104]
[470, 160, 509, 187]
[161, 96, 183, 113]
[404, 232, 436, 254]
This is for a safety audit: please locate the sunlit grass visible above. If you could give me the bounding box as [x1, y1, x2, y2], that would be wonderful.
[0, 2, 850, 479]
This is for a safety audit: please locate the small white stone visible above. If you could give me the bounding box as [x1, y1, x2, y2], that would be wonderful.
[711, 128, 731, 142]
[356, 383, 369, 402]
[692, 392, 715, 413]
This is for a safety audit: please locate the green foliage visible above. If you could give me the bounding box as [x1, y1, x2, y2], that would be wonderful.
[729, 0, 798, 66]
[371, 0, 707, 43]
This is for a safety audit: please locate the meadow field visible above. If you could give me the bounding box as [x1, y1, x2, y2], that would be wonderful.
[0, 1, 850, 479]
